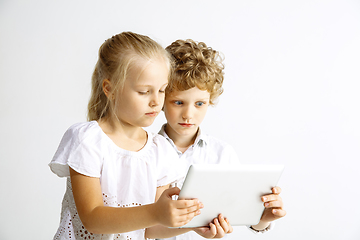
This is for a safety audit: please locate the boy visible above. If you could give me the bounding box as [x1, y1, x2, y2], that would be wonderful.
[159, 39, 286, 239]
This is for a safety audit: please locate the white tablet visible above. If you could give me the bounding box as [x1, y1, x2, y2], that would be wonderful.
[177, 164, 284, 228]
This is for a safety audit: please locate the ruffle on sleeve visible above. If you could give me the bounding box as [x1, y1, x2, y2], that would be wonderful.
[49, 122, 103, 178]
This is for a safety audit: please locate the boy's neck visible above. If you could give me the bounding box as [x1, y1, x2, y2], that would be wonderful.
[165, 124, 198, 153]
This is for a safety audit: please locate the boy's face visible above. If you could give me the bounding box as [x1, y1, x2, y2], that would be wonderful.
[163, 87, 210, 140]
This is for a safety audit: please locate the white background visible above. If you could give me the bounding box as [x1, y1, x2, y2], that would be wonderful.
[1, 0, 359, 239]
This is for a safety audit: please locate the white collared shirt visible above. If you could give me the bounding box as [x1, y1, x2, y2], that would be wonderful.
[158, 124, 240, 189]
[158, 124, 273, 239]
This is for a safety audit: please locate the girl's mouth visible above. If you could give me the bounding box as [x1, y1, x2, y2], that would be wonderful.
[145, 112, 157, 117]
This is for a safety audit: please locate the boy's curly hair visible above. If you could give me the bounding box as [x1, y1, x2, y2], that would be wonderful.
[165, 39, 224, 105]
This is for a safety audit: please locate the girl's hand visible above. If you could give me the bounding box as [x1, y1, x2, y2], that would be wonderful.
[260, 186, 286, 222]
[193, 214, 233, 238]
[153, 187, 204, 228]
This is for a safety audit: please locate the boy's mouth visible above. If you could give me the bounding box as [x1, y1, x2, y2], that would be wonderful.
[179, 123, 194, 128]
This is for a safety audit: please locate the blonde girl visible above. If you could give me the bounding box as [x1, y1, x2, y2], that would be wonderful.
[49, 32, 203, 240]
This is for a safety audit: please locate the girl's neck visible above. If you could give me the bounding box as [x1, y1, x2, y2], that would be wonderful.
[165, 124, 198, 153]
[98, 116, 147, 152]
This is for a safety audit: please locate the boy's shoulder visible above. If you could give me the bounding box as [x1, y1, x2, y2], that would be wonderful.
[202, 133, 231, 148]
[200, 133, 240, 164]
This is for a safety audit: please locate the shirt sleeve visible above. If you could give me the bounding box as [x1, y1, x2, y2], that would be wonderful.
[49, 123, 103, 178]
[247, 222, 274, 234]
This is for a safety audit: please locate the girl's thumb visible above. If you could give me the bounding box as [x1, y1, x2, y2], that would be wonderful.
[164, 186, 181, 198]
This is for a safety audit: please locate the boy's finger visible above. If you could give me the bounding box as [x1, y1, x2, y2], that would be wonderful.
[262, 194, 282, 202]
[209, 223, 217, 237]
[272, 186, 282, 194]
[272, 209, 287, 217]
[214, 218, 225, 237]
[226, 218, 234, 233]
[218, 214, 230, 233]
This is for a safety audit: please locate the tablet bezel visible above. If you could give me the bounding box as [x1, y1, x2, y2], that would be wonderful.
[177, 164, 285, 228]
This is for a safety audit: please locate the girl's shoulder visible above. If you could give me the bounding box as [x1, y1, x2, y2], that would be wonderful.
[65, 121, 101, 138]
[61, 121, 106, 146]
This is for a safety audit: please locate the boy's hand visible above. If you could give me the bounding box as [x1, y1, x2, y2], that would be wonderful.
[154, 187, 203, 228]
[260, 186, 286, 223]
[193, 214, 233, 238]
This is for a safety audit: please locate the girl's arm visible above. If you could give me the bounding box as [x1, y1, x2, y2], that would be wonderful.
[69, 167, 202, 234]
[145, 185, 194, 238]
[145, 186, 233, 239]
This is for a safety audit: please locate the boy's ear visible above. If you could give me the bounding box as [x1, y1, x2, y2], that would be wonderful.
[102, 79, 113, 99]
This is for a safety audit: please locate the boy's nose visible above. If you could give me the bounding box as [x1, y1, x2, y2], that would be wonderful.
[182, 107, 193, 121]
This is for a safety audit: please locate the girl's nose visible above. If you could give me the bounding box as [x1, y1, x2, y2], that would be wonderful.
[150, 93, 160, 107]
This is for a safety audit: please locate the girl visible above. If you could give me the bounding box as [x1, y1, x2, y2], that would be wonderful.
[49, 32, 204, 240]
[157, 39, 287, 239]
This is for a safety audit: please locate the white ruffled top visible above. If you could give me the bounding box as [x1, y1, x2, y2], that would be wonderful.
[49, 121, 183, 240]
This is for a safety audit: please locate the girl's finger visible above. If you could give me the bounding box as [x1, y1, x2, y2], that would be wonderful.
[176, 199, 202, 209]
[177, 209, 202, 226]
[178, 203, 203, 216]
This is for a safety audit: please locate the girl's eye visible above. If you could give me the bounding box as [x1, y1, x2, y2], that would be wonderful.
[174, 100, 183, 105]
[196, 101, 205, 107]
[159, 89, 165, 93]
[138, 91, 149, 95]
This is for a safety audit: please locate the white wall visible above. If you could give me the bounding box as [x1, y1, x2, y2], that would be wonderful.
[0, 0, 359, 239]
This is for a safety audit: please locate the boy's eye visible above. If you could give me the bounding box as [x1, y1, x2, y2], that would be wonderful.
[196, 101, 205, 107]
[174, 100, 183, 105]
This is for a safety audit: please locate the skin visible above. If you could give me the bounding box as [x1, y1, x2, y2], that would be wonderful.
[162, 87, 287, 233]
[70, 58, 203, 234]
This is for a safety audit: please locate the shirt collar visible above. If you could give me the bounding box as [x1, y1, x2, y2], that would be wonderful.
[158, 124, 208, 148]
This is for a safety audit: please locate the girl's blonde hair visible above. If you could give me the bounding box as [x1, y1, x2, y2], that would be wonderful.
[87, 32, 171, 121]
[165, 39, 224, 105]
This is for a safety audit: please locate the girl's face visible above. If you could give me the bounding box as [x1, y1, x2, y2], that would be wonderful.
[163, 87, 210, 140]
[113, 58, 169, 128]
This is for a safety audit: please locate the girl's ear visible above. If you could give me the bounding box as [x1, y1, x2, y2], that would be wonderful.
[102, 79, 113, 99]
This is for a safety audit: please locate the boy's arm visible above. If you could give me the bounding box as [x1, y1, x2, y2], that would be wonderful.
[249, 186, 286, 232]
